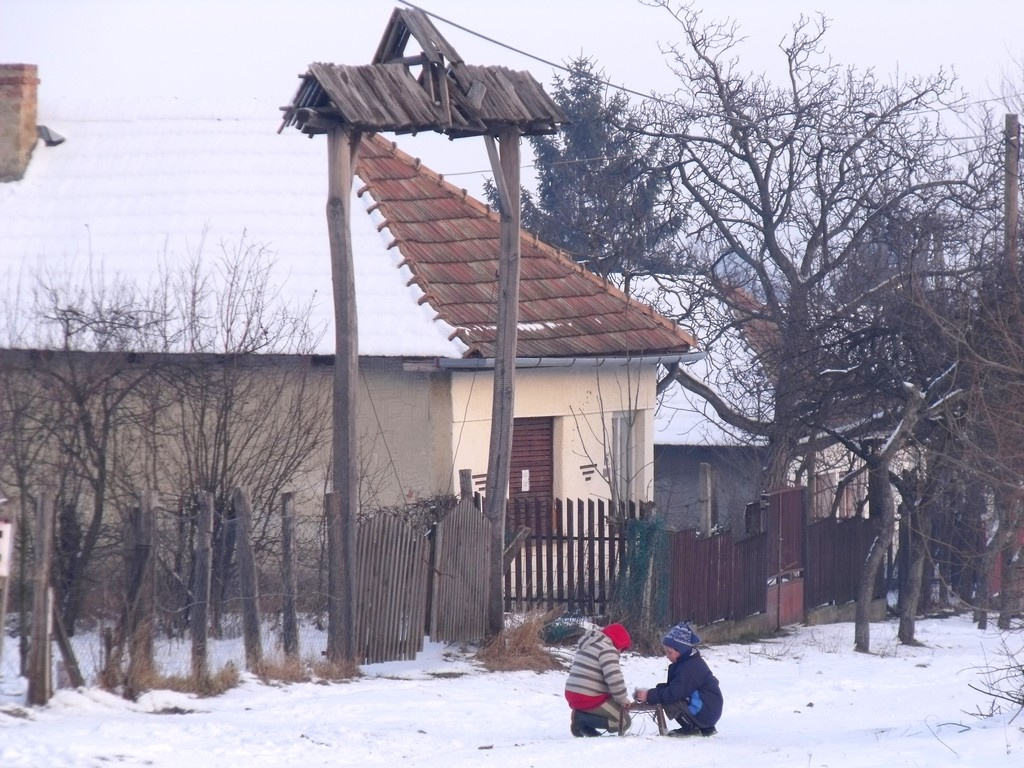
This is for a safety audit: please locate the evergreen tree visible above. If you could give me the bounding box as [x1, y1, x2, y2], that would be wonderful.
[485, 57, 680, 277]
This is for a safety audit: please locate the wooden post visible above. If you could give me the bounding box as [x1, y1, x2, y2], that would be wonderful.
[232, 487, 263, 670]
[125, 491, 156, 695]
[698, 462, 714, 536]
[280, 492, 299, 658]
[325, 491, 345, 661]
[482, 127, 522, 635]
[0, 512, 13, 671]
[27, 491, 55, 706]
[191, 491, 213, 683]
[325, 125, 362, 663]
[459, 468, 474, 499]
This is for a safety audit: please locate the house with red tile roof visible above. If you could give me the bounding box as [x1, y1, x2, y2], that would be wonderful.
[0, 63, 701, 515]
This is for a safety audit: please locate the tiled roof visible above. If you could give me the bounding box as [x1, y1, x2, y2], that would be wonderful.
[355, 133, 698, 359]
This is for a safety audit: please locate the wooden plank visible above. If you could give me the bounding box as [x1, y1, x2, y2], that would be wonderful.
[543, 501, 554, 610]
[575, 500, 586, 614]
[432, 498, 488, 644]
[232, 487, 263, 670]
[597, 499, 608, 610]
[280, 493, 299, 658]
[191, 492, 213, 682]
[590, 499, 601, 614]
[554, 499, 565, 605]
[27, 491, 54, 706]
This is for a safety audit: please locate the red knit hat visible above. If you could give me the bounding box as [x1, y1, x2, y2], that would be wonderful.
[601, 623, 631, 652]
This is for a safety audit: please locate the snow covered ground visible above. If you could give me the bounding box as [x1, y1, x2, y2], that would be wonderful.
[1, 614, 1021, 767]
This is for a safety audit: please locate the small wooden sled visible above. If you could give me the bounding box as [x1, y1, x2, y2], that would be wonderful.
[627, 703, 668, 736]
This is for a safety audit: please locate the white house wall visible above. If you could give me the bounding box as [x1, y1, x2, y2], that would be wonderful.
[449, 364, 657, 503]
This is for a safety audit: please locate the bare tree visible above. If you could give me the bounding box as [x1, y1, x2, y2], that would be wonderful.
[0, 232, 331, 644]
[146, 235, 330, 632]
[9, 274, 167, 633]
[631, 3, 995, 649]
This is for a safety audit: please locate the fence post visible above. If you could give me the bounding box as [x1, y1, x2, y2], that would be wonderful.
[27, 491, 55, 706]
[232, 487, 263, 670]
[280, 492, 299, 659]
[191, 491, 213, 683]
[698, 463, 714, 536]
[125, 490, 156, 696]
[0, 512, 13, 672]
[324, 491, 347, 663]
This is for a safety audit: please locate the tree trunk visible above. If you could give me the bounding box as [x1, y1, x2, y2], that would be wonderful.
[232, 487, 263, 670]
[996, 496, 1021, 630]
[898, 498, 930, 645]
[855, 456, 895, 653]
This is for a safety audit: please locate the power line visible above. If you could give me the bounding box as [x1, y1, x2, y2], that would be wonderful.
[400, 0, 1023, 117]
[396, 0, 677, 107]
[397, 1, 1019, 180]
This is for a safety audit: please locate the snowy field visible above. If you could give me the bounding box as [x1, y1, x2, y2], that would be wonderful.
[1, 614, 1022, 767]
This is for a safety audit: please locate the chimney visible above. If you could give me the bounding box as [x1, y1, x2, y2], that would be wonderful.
[0, 64, 40, 182]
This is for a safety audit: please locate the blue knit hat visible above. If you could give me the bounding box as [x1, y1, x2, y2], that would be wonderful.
[662, 621, 700, 656]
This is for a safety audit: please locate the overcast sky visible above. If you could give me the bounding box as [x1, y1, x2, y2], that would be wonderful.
[4, 0, 1020, 197]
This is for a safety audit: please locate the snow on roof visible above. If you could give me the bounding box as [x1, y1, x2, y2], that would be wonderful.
[0, 96, 466, 358]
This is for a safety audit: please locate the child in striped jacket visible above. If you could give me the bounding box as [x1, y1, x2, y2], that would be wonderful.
[564, 623, 633, 736]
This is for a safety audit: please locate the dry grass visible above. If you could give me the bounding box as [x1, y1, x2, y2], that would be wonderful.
[476, 610, 565, 673]
[137, 663, 242, 698]
[104, 652, 360, 699]
[254, 653, 362, 683]
[308, 657, 361, 682]
[254, 655, 311, 684]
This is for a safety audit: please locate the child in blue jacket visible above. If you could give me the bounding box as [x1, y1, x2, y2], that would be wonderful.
[633, 621, 723, 737]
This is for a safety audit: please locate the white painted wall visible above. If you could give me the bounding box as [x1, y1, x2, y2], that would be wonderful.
[448, 363, 658, 503]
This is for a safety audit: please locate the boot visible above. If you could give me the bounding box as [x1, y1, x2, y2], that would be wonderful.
[570, 710, 606, 737]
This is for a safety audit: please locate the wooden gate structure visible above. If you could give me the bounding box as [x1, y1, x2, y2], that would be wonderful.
[279, 5, 567, 658]
[429, 497, 491, 644]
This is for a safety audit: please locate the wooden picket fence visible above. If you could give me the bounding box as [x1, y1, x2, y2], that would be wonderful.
[503, 496, 644, 615]
[354, 496, 492, 663]
[504, 488, 884, 629]
[16, 485, 886, 705]
[428, 497, 491, 644]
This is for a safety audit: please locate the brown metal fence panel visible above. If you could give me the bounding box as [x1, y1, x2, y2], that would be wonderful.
[496, 490, 880, 627]
[734, 532, 769, 618]
[765, 488, 804, 577]
[805, 516, 837, 609]
[805, 515, 884, 609]
[666, 529, 744, 626]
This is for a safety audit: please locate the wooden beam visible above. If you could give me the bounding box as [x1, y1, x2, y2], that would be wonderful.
[325, 125, 362, 663]
[294, 108, 346, 135]
[482, 127, 521, 635]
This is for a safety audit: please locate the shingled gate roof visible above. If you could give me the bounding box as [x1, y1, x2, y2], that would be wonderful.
[355, 132, 698, 359]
